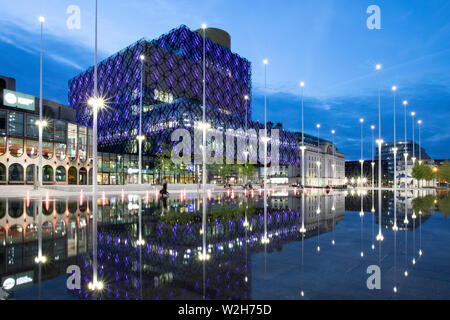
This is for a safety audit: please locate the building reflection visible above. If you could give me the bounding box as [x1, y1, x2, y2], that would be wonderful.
[0, 191, 344, 299]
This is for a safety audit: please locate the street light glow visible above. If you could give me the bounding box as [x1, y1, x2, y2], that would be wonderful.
[140, 54, 145, 61]
[316, 124, 320, 128]
[300, 81, 305, 87]
[360, 118, 364, 123]
[331, 129, 335, 134]
[371, 125, 375, 130]
[418, 120, 422, 124]
[411, 111, 416, 116]
[38, 16, 45, 23]
[392, 85, 397, 91]
[403, 100, 408, 106]
[263, 59, 268, 65]
[201, 23, 207, 29]
[376, 64, 381, 70]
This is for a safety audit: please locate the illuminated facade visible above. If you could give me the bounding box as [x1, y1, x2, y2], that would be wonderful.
[69, 25, 345, 186]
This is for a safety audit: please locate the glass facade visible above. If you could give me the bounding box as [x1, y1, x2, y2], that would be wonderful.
[8, 111, 24, 136]
[68, 123, 77, 161]
[26, 115, 38, 138]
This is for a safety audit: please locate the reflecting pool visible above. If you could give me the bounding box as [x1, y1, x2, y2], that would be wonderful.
[0, 188, 449, 300]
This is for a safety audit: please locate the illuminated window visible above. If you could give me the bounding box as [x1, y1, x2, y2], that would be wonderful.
[55, 143, 66, 161]
[42, 165, 53, 182]
[8, 138, 23, 157]
[55, 120, 67, 142]
[8, 111, 24, 136]
[55, 166, 66, 182]
[68, 124, 77, 161]
[43, 142, 53, 160]
[78, 126, 87, 163]
[26, 115, 39, 138]
[0, 137, 5, 156]
[26, 140, 38, 158]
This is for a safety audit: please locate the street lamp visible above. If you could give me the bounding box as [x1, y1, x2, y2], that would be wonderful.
[137, 54, 145, 184]
[316, 124, 321, 188]
[244, 94, 249, 184]
[359, 118, 364, 188]
[262, 58, 269, 243]
[331, 129, 336, 186]
[300, 81, 306, 188]
[371, 125, 375, 189]
[37, 16, 45, 189]
[392, 86, 398, 189]
[300, 82, 306, 234]
[403, 100, 408, 189]
[201, 22, 208, 259]
[418, 120, 422, 164]
[411, 111, 416, 165]
[375, 64, 383, 242]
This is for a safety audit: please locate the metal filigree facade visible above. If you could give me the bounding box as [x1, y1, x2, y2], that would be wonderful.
[69, 25, 322, 166]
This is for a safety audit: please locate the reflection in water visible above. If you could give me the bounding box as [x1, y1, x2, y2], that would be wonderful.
[0, 189, 445, 300]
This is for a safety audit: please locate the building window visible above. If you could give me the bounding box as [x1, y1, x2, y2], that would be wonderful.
[78, 126, 87, 163]
[42, 165, 53, 182]
[0, 110, 7, 135]
[8, 138, 24, 157]
[88, 129, 93, 161]
[55, 166, 66, 182]
[26, 139, 39, 158]
[55, 143, 66, 161]
[55, 120, 67, 142]
[79, 167, 87, 185]
[26, 164, 35, 182]
[0, 136, 5, 156]
[43, 120, 54, 141]
[43, 142, 53, 160]
[8, 163, 24, 181]
[68, 167, 77, 185]
[68, 124, 77, 161]
[8, 112, 24, 136]
[26, 115, 39, 138]
[0, 163, 5, 181]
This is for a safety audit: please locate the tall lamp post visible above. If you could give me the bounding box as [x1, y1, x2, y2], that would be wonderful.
[331, 129, 336, 186]
[411, 112, 416, 164]
[201, 23, 208, 259]
[359, 118, 364, 188]
[418, 120, 422, 164]
[375, 64, 383, 242]
[138, 54, 145, 184]
[371, 125, 375, 189]
[262, 59, 269, 243]
[300, 81, 305, 188]
[243, 95, 249, 184]
[37, 16, 45, 189]
[316, 124, 321, 188]
[392, 86, 398, 189]
[299, 82, 306, 234]
[403, 100, 409, 189]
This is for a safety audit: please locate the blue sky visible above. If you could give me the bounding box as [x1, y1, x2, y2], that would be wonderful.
[0, 0, 449, 160]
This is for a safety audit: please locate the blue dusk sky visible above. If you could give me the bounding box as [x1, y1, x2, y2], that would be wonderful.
[0, 0, 449, 160]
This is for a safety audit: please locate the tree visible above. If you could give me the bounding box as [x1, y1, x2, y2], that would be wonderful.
[438, 161, 450, 189]
[439, 196, 450, 218]
[412, 195, 435, 213]
[155, 142, 174, 183]
[240, 163, 256, 182]
[412, 162, 434, 187]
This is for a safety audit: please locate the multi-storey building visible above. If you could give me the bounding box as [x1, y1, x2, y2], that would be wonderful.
[69, 25, 345, 186]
